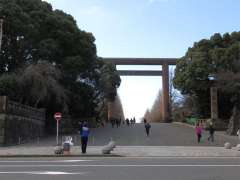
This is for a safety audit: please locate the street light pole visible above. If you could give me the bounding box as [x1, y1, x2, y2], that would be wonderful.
[208, 74, 218, 127]
[0, 18, 3, 51]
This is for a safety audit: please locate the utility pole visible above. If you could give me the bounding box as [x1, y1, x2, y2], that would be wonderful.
[0, 18, 3, 51]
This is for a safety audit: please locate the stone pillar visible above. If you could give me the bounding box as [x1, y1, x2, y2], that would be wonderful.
[210, 87, 218, 121]
[0, 96, 7, 145]
[0, 19, 3, 51]
[107, 101, 113, 122]
[162, 63, 170, 122]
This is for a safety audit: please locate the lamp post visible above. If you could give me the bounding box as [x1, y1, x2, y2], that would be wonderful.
[0, 18, 3, 51]
[208, 74, 218, 124]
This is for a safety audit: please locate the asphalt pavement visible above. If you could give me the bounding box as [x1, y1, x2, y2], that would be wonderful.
[0, 157, 239, 180]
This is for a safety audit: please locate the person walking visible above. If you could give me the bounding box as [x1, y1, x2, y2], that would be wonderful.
[145, 122, 151, 136]
[119, 118, 122, 127]
[126, 118, 130, 126]
[78, 121, 83, 134]
[130, 118, 133, 125]
[237, 129, 240, 141]
[143, 118, 147, 124]
[207, 122, 215, 142]
[116, 118, 120, 128]
[80, 122, 90, 154]
[195, 123, 203, 143]
[122, 119, 125, 125]
[111, 118, 115, 128]
[133, 117, 136, 124]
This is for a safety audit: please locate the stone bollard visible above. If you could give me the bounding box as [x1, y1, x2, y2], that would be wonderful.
[63, 142, 71, 155]
[102, 141, 116, 154]
[224, 142, 232, 149]
[54, 136, 74, 155]
[102, 146, 111, 154]
[18, 137, 21, 145]
[62, 136, 74, 155]
[236, 144, 240, 151]
[108, 141, 116, 149]
[54, 146, 63, 155]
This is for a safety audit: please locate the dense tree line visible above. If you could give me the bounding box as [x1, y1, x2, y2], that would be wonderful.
[173, 31, 240, 133]
[144, 90, 163, 122]
[0, 0, 120, 132]
[145, 69, 178, 123]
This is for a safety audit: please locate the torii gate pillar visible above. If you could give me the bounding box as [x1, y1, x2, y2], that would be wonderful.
[162, 63, 170, 122]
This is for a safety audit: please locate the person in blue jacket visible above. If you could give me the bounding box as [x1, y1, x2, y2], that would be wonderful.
[80, 122, 90, 154]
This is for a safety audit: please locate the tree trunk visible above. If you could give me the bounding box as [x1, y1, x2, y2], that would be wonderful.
[34, 97, 41, 108]
[226, 105, 240, 135]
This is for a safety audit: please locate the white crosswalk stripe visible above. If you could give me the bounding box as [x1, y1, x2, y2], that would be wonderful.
[0, 171, 87, 175]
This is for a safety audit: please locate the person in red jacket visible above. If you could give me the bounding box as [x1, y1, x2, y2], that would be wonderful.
[195, 123, 203, 143]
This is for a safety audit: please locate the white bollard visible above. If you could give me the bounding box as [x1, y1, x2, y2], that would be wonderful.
[224, 142, 232, 149]
[54, 146, 63, 155]
[109, 141, 116, 149]
[236, 144, 240, 151]
[92, 136, 95, 145]
[102, 146, 111, 154]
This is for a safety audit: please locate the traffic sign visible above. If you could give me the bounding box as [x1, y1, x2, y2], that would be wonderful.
[54, 112, 62, 145]
[54, 112, 62, 121]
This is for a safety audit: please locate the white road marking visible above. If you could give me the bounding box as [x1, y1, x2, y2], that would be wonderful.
[0, 164, 240, 167]
[117, 156, 240, 159]
[0, 160, 93, 163]
[0, 171, 86, 175]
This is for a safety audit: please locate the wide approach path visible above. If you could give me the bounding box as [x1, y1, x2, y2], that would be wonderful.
[77, 123, 239, 147]
[19, 122, 239, 147]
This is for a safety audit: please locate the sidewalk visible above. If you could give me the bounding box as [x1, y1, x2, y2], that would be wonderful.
[114, 146, 240, 157]
[0, 145, 240, 157]
[0, 146, 116, 157]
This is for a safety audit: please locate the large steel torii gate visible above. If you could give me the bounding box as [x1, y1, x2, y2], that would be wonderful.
[103, 58, 178, 123]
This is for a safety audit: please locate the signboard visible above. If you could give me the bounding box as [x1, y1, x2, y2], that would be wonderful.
[54, 112, 62, 145]
[54, 112, 62, 121]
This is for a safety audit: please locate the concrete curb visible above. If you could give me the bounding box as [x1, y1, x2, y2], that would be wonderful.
[0, 154, 123, 158]
[2, 154, 240, 158]
[172, 122, 195, 128]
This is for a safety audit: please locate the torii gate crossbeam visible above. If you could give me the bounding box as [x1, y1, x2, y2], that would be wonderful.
[103, 57, 178, 122]
[118, 70, 162, 76]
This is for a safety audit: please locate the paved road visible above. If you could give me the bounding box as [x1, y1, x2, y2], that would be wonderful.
[25, 123, 239, 147]
[0, 157, 239, 180]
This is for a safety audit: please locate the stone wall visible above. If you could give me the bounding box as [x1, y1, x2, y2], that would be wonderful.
[0, 96, 45, 145]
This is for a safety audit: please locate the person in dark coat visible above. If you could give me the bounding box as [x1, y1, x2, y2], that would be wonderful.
[116, 118, 121, 128]
[145, 123, 151, 136]
[78, 121, 83, 134]
[130, 118, 134, 125]
[133, 117, 136, 124]
[126, 118, 130, 126]
[111, 118, 115, 128]
[143, 118, 147, 124]
[80, 122, 90, 154]
[207, 123, 215, 142]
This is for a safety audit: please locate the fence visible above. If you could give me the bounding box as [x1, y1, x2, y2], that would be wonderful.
[0, 96, 45, 145]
